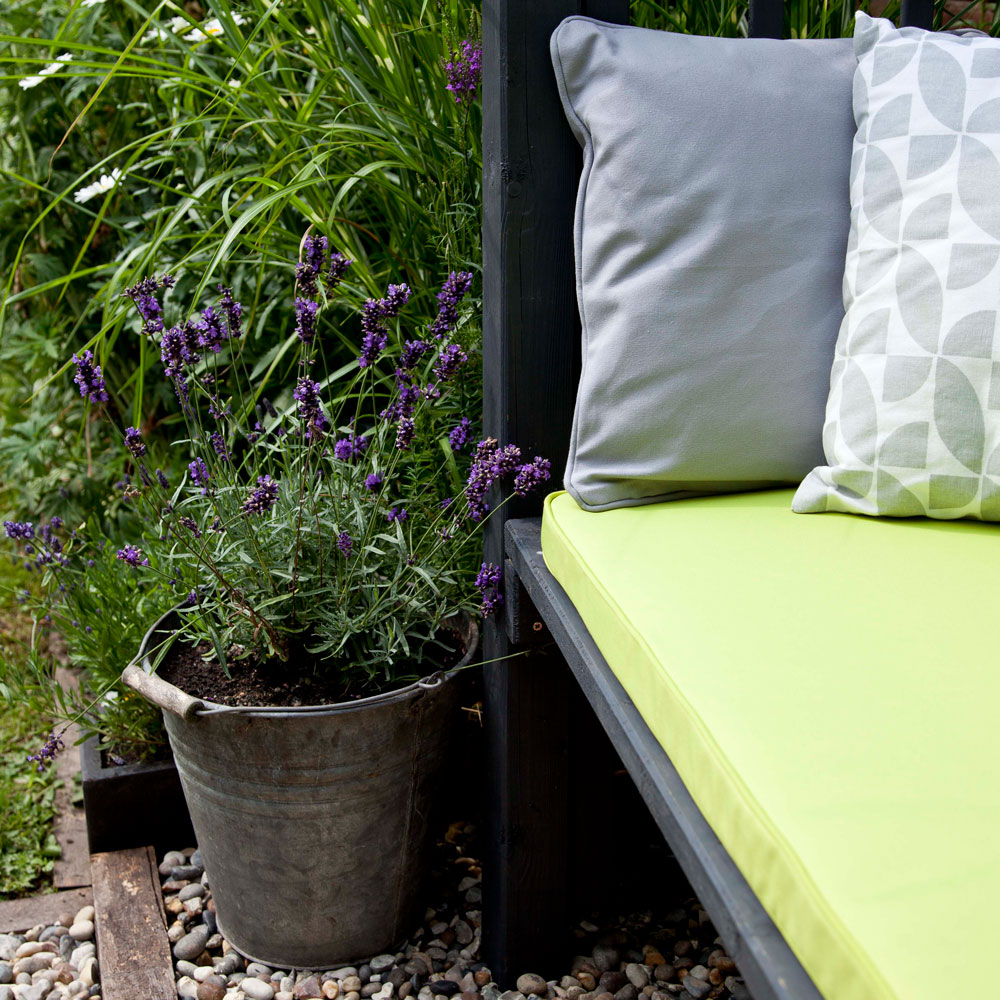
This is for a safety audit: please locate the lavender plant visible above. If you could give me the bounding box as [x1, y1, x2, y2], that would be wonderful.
[3, 231, 549, 715]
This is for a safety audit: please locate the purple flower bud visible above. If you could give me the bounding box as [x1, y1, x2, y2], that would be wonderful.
[210, 431, 229, 463]
[218, 285, 243, 339]
[27, 731, 65, 772]
[124, 427, 146, 457]
[156, 469, 169, 488]
[188, 457, 210, 493]
[475, 561, 503, 616]
[324, 252, 352, 292]
[444, 41, 482, 105]
[3, 521, 34, 539]
[395, 417, 415, 450]
[71, 350, 109, 403]
[364, 473, 383, 493]
[434, 343, 468, 382]
[337, 531, 353, 557]
[241, 475, 280, 516]
[428, 271, 474, 339]
[448, 417, 471, 451]
[116, 544, 148, 567]
[294, 297, 319, 344]
[387, 506, 408, 524]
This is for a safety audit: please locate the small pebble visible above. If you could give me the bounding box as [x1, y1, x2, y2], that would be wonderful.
[241, 979, 275, 1000]
[515, 975, 546, 997]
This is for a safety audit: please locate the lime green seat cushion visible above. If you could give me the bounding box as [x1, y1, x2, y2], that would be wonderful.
[541, 489, 1000, 1000]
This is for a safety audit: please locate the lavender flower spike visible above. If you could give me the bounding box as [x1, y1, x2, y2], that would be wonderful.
[72, 350, 109, 403]
[475, 562, 503, 616]
[28, 731, 65, 772]
[337, 531, 353, 557]
[293, 377, 328, 437]
[241, 475, 280, 516]
[124, 427, 146, 458]
[3, 521, 34, 539]
[188, 457, 211, 493]
[294, 297, 319, 344]
[444, 40, 482, 105]
[428, 270, 474, 339]
[116, 544, 149, 567]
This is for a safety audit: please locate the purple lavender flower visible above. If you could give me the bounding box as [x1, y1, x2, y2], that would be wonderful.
[188, 457, 210, 493]
[395, 417, 415, 450]
[434, 343, 468, 382]
[449, 417, 471, 451]
[218, 285, 244, 339]
[261, 397, 278, 418]
[210, 431, 229, 463]
[428, 271, 473, 339]
[185, 590, 200, 606]
[400, 339, 431, 369]
[3, 521, 34, 539]
[475, 562, 503, 616]
[296, 234, 329, 297]
[514, 456, 553, 496]
[178, 516, 201, 538]
[241, 475, 280, 516]
[156, 469, 170, 488]
[138, 465, 152, 487]
[358, 283, 412, 368]
[337, 531, 353, 557]
[72, 350, 109, 403]
[387, 506, 408, 523]
[444, 40, 482, 105]
[27, 731, 65, 772]
[124, 427, 146, 458]
[440, 497, 453, 509]
[195, 305, 228, 354]
[293, 377, 328, 438]
[122, 274, 173, 337]
[116, 544, 149, 567]
[324, 252, 352, 292]
[294, 297, 319, 344]
[464, 438, 522, 521]
[210, 516, 225, 533]
[364, 473, 383, 493]
[160, 322, 201, 379]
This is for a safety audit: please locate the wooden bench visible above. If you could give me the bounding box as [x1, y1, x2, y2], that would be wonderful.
[478, 0, 941, 997]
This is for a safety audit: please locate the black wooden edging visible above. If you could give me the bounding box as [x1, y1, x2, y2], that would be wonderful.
[80, 736, 194, 855]
[504, 517, 824, 1000]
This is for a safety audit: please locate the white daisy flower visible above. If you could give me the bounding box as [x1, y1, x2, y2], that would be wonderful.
[141, 15, 191, 43]
[74, 167, 122, 205]
[184, 13, 247, 43]
[81, 0, 106, 7]
[19, 52, 73, 90]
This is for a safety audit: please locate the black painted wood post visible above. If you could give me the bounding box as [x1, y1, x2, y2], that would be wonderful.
[481, 0, 627, 982]
[901, 0, 935, 29]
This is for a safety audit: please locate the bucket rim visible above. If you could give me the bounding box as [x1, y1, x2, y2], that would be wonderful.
[127, 605, 479, 718]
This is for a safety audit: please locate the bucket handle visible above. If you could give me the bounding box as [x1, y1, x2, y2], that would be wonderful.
[122, 662, 206, 720]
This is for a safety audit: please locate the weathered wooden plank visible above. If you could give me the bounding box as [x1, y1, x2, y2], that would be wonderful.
[52, 667, 91, 889]
[91, 846, 175, 1000]
[0, 887, 92, 934]
[505, 518, 824, 1000]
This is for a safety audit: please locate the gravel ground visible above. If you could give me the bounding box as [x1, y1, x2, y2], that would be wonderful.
[156, 822, 754, 1000]
[0, 904, 101, 1000]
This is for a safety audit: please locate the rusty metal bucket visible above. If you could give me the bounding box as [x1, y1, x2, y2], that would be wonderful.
[123, 610, 477, 968]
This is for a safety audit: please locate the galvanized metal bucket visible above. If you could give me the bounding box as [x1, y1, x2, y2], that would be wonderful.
[122, 610, 478, 969]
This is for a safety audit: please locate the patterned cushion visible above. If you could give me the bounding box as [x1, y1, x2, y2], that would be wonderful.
[794, 13, 1000, 519]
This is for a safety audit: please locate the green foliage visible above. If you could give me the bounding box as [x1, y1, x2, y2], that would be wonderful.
[631, 0, 997, 37]
[0, 0, 482, 440]
[0, 693, 61, 900]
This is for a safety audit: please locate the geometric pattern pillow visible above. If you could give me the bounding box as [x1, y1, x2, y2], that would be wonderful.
[793, 13, 1000, 520]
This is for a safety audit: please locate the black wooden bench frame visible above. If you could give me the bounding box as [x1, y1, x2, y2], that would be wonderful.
[480, 0, 935, 995]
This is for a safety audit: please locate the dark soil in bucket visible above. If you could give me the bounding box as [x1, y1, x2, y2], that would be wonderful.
[156, 623, 467, 708]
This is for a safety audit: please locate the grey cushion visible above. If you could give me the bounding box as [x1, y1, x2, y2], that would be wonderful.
[551, 18, 857, 510]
